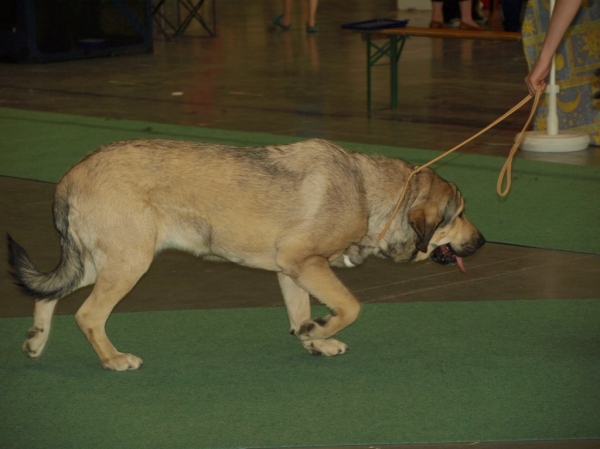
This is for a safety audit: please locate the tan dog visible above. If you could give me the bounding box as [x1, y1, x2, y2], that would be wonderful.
[7, 139, 484, 370]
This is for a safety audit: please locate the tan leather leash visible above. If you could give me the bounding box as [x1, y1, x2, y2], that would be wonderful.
[377, 87, 543, 242]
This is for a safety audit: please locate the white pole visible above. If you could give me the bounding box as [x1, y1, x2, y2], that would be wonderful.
[546, 0, 559, 136]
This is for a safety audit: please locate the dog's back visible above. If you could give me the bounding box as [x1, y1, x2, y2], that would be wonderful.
[58, 138, 367, 267]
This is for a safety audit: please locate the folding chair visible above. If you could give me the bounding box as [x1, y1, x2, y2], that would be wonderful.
[153, 0, 216, 37]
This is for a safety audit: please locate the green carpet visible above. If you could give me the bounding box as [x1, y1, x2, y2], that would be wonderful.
[1, 107, 599, 254]
[0, 301, 598, 448]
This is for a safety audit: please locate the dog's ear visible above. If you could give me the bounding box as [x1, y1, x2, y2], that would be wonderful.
[408, 205, 443, 253]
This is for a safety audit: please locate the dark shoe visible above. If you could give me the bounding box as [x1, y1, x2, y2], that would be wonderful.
[429, 20, 444, 29]
[273, 14, 290, 31]
[306, 24, 318, 34]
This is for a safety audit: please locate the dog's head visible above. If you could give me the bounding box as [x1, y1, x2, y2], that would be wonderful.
[331, 166, 484, 270]
[405, 170, 484, 270]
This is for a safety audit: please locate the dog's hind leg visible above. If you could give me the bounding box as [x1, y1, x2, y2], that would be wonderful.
[75, 253, 152, 371]
[23, 299, 58, 359]
[277, 253, 360, 342]
[23, 255, 97, 360]
[277, 272, 349, 356]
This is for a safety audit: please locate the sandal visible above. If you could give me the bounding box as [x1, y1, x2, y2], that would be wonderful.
[273, 14, 291, 31]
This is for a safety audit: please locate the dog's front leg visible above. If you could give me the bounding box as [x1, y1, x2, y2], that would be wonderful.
[277, 251, 360, 336]
[277, 272, 349, 356]
[277, 272, 311, 336]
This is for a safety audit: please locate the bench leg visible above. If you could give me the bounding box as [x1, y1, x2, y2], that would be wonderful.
[365, 35, 407, 117]
[390, 36, 406, 109]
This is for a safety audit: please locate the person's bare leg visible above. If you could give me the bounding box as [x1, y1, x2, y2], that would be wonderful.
[281, 0, 293, 27]
[459, 0, 480, 28]
[430, 1, 444, 25]
[305, 0, 318, 28]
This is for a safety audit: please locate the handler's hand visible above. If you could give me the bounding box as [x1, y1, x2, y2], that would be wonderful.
[525, 59, 551, 96]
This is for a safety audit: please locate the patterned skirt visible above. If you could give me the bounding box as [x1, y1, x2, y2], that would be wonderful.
[522, 0, 600, 145]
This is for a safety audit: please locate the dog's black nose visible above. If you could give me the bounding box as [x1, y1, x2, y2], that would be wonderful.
[476, 233, 486, 248]
[465, 232, 485, 256]
[450, 233, 485, 258]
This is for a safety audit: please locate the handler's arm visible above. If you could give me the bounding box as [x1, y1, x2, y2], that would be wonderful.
[525, 0, 583, 96]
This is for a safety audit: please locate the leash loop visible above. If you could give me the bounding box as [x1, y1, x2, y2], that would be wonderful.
[496, 87, 542, 196]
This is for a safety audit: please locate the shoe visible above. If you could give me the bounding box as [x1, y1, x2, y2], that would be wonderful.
[273, 14, 290, 31]
[429, 20, 444, 29]
[306, 24, 318, 33]
[459, 22, 481, 30]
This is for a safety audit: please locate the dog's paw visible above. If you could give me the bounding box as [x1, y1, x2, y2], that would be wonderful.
[102, 352, 144, 371]
[302, 338, 348, 356]
[22, 326, 49, 359]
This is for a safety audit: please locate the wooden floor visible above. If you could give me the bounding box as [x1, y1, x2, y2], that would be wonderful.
[0, 1, 598, 448]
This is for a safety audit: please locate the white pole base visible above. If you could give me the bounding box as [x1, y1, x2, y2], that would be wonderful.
[520, 130, 589, 153]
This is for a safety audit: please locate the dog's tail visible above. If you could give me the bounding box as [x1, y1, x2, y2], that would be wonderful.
[7, 190, 84, 300]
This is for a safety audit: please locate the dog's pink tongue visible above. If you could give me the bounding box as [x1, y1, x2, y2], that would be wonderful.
[456, 256, 466, 273]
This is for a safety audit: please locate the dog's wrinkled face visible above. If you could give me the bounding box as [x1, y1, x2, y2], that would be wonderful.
[408, 177, 485, 271]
